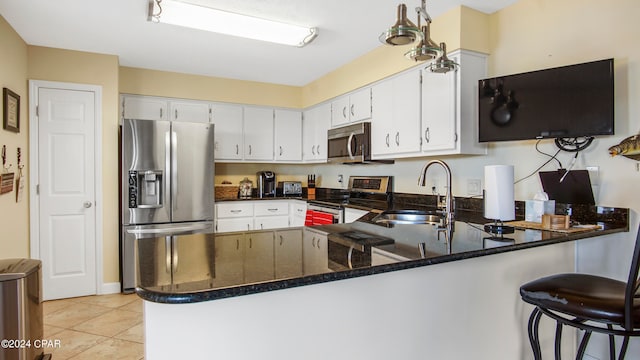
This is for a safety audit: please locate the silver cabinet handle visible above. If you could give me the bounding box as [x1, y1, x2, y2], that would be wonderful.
[342, 106, 347, 119]
[311, 145, 316, 155]
[425, 128, 430, 143]
[385, 133, 390, 147]
[279, 235, 284, 246]
[249, 145, 252, 155]
[230, 209, 242, 213]
[160, 108, 163, 119]
[395, 132, 400, 146]
[236, 238, 240, 250]
[312, 237, 316, 247]
[279, 146, 283, 156]
[174, 109, 178, 120]
[316, 144, 320, 154]
[84, 201, 92, 208]
[350, 104, 355, 117]
[268, 208, 278, 212]
[249, 237, 253, 248]
[236, 144, 239, 155]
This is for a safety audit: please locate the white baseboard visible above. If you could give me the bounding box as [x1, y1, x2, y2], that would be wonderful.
[99, 282, 122, 295]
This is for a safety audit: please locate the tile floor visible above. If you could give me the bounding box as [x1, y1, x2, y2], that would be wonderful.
[43, 293, 144, 360]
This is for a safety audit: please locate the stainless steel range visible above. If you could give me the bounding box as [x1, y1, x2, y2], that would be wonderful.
[306, 176, 393, 225]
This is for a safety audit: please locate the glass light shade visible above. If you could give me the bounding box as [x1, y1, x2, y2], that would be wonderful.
[149, 0, 318, 47]
[405, 24, 441, 61]
[428, 43, 458, 73]
[379, 4, 420, 45]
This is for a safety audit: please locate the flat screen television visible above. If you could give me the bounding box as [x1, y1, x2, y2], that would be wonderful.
[478, 59, 614, 142]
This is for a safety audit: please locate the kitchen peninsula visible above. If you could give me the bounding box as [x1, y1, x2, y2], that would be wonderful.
[137, 206, 628, 360]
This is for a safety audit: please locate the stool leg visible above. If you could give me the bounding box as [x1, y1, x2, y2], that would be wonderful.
[528, 307, 543, 360]
[555, 321, 563, 360]
[576, 330, 592, 360]
[606, 324, 615, 360]
[617, 336, 629, 360]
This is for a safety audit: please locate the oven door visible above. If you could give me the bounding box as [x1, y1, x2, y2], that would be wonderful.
[327, 123, 369, 163]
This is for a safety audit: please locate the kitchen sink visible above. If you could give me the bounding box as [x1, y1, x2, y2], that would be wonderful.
[373, 210, 442, 225]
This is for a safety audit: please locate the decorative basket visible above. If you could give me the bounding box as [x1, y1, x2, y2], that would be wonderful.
[215, 185, 238, 200]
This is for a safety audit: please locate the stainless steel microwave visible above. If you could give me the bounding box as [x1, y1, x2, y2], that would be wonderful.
[327, 122, 373, 164]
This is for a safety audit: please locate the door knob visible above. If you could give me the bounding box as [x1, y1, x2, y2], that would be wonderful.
[84, 201, 92, 208]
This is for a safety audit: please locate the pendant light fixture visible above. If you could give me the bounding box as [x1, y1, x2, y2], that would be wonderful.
[380, 0, 458, 73]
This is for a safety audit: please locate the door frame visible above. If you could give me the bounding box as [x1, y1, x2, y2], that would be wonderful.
[28, 80, 104, 295]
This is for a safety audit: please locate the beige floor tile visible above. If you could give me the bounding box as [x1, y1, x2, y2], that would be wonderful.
[47, 329, 109, 359]
[44, 303, 112, 328]
[74, 293, 139, 308]
[69, 338, 144, 360]
[42, 298, 77, 315]
[114, 322, 144, 344]
[72, 309, 142, 337]
[43, 324, 66, 338]
[119, 297, 143, 313]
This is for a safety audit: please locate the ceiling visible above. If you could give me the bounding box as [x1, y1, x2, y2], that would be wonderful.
[0, 0, 518, 86]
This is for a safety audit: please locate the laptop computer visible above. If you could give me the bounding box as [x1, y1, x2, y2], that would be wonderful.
[539, 169, 596, 205]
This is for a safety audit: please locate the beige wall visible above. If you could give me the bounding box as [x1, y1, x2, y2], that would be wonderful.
[0, 16, 28, 258]
[119, 67, 302, 108]
[28, 46, 121, 284]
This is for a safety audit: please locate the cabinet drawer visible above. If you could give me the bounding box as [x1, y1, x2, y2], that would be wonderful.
[216, 202, 254, 218]
[254, 201, 289, 216]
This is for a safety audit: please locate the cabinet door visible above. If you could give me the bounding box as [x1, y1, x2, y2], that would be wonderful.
[122, 96, 167, 121]
[289, 200, 307, 227]
[244, 231, 275, 283]
[371, 80, 394, 156]
[244, 107, 274, 160]
[422, 69, 456, 152]
[169, 100, 210, 123]
[274, 109, 302, 161]
[392, 70, 422, 154]
[211, 103, 243, 160]
[216, 218, 253, 233]
[275, 229, 303, 278]
[254, 216, 289, 230]
[302, 103, 330, 161]
[214, 234, 245, 286]
[331, 96, 350, 127]
[349, 87, 372, 122]
[303, 229, 329, 275]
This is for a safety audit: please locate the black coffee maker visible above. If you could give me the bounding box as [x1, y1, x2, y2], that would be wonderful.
[256, 171, 276, 198]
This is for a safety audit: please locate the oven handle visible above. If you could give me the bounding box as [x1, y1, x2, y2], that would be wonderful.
[347, 132, 355, 160]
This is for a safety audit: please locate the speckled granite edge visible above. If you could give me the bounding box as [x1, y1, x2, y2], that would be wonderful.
[136, 224, 627, 304]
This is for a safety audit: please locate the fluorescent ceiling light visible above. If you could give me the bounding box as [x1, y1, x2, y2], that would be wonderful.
[148, 0, 318, 47]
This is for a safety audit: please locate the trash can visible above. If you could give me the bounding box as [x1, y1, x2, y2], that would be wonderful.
[0, 258, 46, 360]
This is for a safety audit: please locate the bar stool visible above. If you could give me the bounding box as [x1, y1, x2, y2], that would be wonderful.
[520, 224, 640, 360]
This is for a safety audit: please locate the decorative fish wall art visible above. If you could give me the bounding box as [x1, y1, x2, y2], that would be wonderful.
[608, 134, 640, 161]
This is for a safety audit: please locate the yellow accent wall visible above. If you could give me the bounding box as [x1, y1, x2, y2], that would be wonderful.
[27, 46, 121, 284]
[119, 67, 302, 108]
[0, 15, 28, 258]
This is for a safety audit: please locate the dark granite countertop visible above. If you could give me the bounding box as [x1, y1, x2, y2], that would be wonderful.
[136, 204, 629, 304]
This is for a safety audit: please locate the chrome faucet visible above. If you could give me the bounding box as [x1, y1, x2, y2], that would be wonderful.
[418, 160, 454, 244]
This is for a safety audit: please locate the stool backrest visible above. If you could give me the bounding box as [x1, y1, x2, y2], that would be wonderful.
[624, 222, 640, 330]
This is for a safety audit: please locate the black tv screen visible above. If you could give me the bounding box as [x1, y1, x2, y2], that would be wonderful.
[478, 59, 614, 142]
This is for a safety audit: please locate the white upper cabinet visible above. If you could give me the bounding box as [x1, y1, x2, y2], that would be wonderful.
[169, 100, 211, 123]
[274, 109, 302, 162]
[122, 95, 167, 121]
[371, 68, 422, 158]
[211, 103, 243, 160]
[243, 106, 274, 161]
[331, 87, 372, 127]
[420, 50, 488, 156]
[302, 103, 331, 162]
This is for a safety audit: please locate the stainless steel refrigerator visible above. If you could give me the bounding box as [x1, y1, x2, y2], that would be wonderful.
[120, 118, 215, 293]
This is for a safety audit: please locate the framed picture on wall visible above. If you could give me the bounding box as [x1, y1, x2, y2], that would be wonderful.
[3, 87, 20, 133]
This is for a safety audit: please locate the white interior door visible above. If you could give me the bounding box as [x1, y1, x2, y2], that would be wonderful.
[32, 84, 99, 300]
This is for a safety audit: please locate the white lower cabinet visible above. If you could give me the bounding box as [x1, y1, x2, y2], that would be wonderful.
[216, 202, 254, 233]
[254, 201, 289, 230]
[213, 233, 245, 287]
[289, 200, 307, 227]
[302, 228, 329, 275]
[244, 231, 275, 283]
[275, 229, 303, 278]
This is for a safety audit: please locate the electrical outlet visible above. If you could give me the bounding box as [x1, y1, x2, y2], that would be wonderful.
[467, 179, 482, 196]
